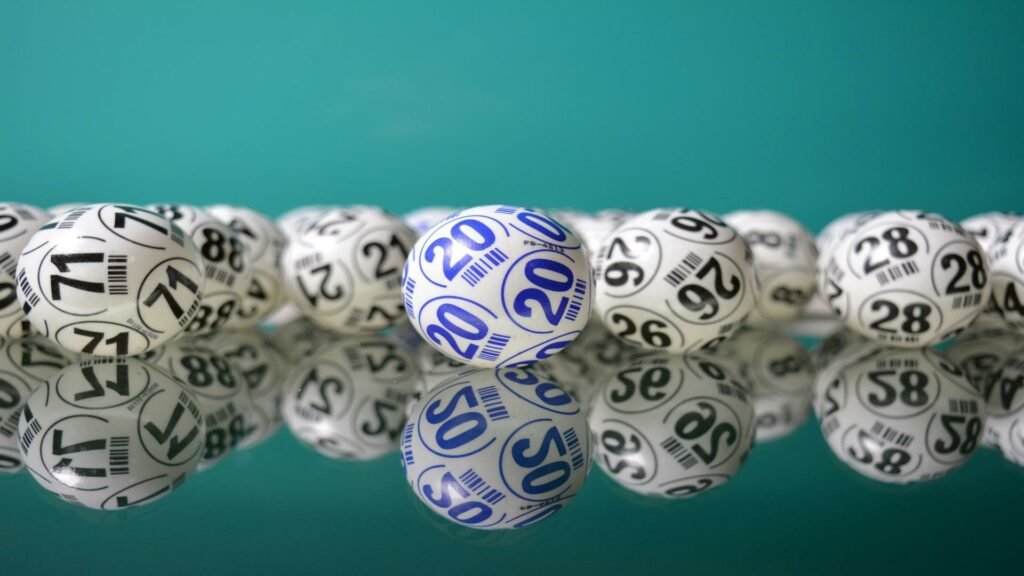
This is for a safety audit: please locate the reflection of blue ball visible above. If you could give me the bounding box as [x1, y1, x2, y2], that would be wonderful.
[403, 206, 593, 368]
[402, 366, 591, 530]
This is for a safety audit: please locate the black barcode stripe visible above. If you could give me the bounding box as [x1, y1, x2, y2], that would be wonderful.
[661, 437, 698, 469]
[870, 421, 913, 447]
[57, 207, 89, 229]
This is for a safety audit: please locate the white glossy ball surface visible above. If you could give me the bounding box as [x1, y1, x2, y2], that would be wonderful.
[725, 210, 817, 324]
[594, 208, 758, 353]
[0, 203, 51, 339]
[207, 205, 287, 327]
[403, 205, 593, 367]
[16, 204, 206, 355]
[820, 211, 990, 347]
[283, 206, 415, 334]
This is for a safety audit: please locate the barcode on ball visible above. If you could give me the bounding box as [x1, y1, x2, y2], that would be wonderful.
[478, 385, 509, 421]
[204, 264, 235, 288]
[458, 468, 507, 504]
[459, 247, 508, 287]
[664, 252, 703, 287]
[660, 437, 698, 469]
[401, 423, 415, 466]
[17, 269, 39, 310]
[870, 421, 913, 447]
[563, 427, 585, 470]
[109, 436, 130, 476]
[952, 293, 983, 309]
[20, 418, 41, 453]
[821, 417, 840, 438]
[564, 278, 587, 322]
[403, 277, 417, 319]
[57, 207, 89, 229]
[876, 260, 919, 286]
[477, 333, 510, 363]
[928, 220, 957, 233]
[107, 255, 128, 295]
[948, 399, 979, 414]
[0, 252, 17, 278]
[205, 402, 237, 428]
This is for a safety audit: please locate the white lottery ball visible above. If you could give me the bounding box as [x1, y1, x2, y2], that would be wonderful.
[0, 203, 51, 339]
[0, 336, 73, 474]
[196, 329, 288, 450]
[276, 205, 325, 240]
[143, 340, 253, 470]
[283, 336, 420, 460]
[961, 212, 1021, 252]
[988, 220, 1024, 335]
[716, 327, 815, 442]
[820, 211, 990, 348]
[148, 204, 254, 334]
[207, 205, 287, 327]
[403, 205, 593, 367]
[588, 352, 754, 498]
[983, 345, 1024, 466]
[594, 208, 758, 353]
[17, 357, 205, 509]
[404, 207, 458, 237]
[15, 204, 206, 356]
[401, 366, 591, 529]
[283, 206, 415, 334]
[725, 210, 817, 324]
[816, 347, 984, 484]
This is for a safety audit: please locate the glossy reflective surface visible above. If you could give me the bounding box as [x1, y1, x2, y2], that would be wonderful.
[2, 322, 1022, 574]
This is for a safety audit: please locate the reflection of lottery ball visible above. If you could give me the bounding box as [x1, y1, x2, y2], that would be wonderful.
[18, 357, 205, 509]
[401, 366, 590, 529]
[207, 205, 286, 327]
[816, 347, 985, 484]
[149, 204, 253, 334]
[283, 336, 420, 460]
[15, 204, 206, 356]
[594, 208, 757, 353]
[961, 212, 1020, 251]
[0, 203, 51, 339]
[144, 340, 252, 470]
[945, 327, 1023, 394]
[982, 346, 1024, 466]
[717, 327, 815, 442]
[725, 210, 817, 324]
[404, 207, 458, 236]
[197, 329, 288, 450]
[820, 211, 990, 348]
[987, 221, 1024, 334]
[0, 337, 73, 474]
[283, 206, 415, 333]
[587, 353, 754, 498]
[403, 205, 592, 367]
[268, 317, 339, 362]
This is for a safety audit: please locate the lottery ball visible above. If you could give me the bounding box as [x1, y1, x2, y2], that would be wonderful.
[961, 212, 1020, 251]
[716, 327, 815, 442]
[0, 337, 73, 474]
[816, 346, 985, 484]
[594, 208, 757, 353]
[282, 206, 415, 334]
[401, 365, 590, 530]
[148, 204, 254, 334]
[15, 204, 206, 356]
[725, 210, 818, 324]
[820, 211, 990, 348]
[207, 205, 287, 327]
[404, 207, 458, 236]
[196, 329, 288, 450]
[276, 205, 326, 240]
[987, 220, 1024, 334]
[0, 203, 51, 339]
[403, 205, 592, 367]
[17, 357, 205, 509]
[588, 352, 754, 498]
[283, 336, 420, 460]
[983, 345, 1024, 466]
[143, 340, 253, 470]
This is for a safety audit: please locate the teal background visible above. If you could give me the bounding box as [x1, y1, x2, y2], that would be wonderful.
[2, 1, 1022, 228]
[2, 1, 1023, 574]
